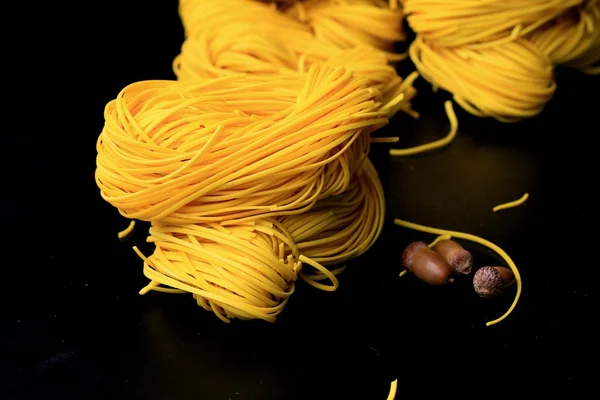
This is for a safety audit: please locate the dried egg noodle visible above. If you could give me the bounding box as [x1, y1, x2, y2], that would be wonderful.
[402, 0, 600, 121]
[528, 2, 600, 74]
[280, 0, 406, 59]
[390, 100, 457, 156]
[130, 157, 384, 323]
[174, 0, 417, 117]
[493, 193, 529, 212]
[117, 220, 136, 240]
[96, 63, 394, 322]
[387, 379, 398, 400]
[97, 66, 386, 224]
[403, 0, 585, 49]
[409, 37, 556, 122]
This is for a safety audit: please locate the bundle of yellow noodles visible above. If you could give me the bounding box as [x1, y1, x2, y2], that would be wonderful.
[97, 64, 389, 322]
[96, 0, 415, 322]
[409, 37, 556, 122]
[280, 0, 406, 59]
[403, 0, 585, 49]
[402, 0, 600, 122]
[528, 1, 600, 74]
[98, 67, 384, 224]
[174, 0, 417, 116]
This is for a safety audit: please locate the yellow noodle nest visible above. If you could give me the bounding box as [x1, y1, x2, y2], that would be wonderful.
[97, 61, 393, 322]
[409, 37, 556, 122]
[281, 0, 406, 57]
[97, 67, 386, 224]
[174, 0, 417, 117]
[96, 0, 415, 323]
[402, 0, 600, 121]
[133, 156, 384, 323]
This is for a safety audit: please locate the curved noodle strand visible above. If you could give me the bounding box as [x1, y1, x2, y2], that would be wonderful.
[390, 101, 457, 156]
[117, 220, 136, 239]
[387, 379, 398, 400]
[493, 193, 529, 212]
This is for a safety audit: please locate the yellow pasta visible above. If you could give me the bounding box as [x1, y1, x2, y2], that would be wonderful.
[403, 0, 599, 121]
[97, 66, 386, 224]
[129, 157, 385, 322]
[281, 0, 406, 59]
[409, 37, 556, 122]
[117, 220, 136, 240]
[179, 0, 306, 39]
[403, 0, 584, 49]
[528, 2, 600, 74]
[282, 158, 384, 267]
[96, 62, 397, 322]
[137, 219, 300, 323]
[387, 379, 398, 400]
[174, 0, 418, 118]
[390, 101, 457, 156]
[493, 193, 529, 212]
[175, 1, 316, 78]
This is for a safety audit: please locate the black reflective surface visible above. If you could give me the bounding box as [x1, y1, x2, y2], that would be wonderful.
[4, 1, 598, 398]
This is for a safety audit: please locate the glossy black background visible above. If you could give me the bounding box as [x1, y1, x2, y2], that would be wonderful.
[3, 1, 598, 398]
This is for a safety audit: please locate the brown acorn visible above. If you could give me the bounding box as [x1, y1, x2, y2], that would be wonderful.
[402, 241, 453, 285]
[431, 239, 473, 275]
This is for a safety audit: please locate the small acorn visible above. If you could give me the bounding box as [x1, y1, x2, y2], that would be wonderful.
[402, 241, 453, 285]
[431, 239, 473, 275]
[473, 266, 515, 298]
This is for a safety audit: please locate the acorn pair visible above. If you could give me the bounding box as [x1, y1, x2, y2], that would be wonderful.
[401, 239, 514, 297]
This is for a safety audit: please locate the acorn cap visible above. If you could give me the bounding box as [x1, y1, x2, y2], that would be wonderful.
[431, 239, 473, 275]
[448, 249, 473, 275]
[401, 241, 427, 271]
[473, 266, 510, 298]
